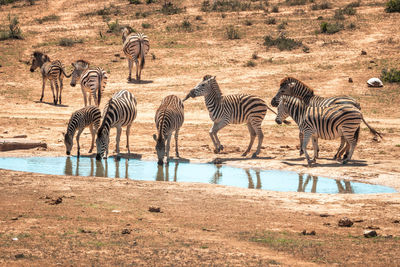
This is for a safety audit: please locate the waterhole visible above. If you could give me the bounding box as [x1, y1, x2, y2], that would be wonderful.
[0, 157, 395, 194]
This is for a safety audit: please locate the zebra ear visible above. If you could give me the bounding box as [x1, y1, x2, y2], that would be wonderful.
[152, 134, 157, 141]
[62, 132, 65, 137]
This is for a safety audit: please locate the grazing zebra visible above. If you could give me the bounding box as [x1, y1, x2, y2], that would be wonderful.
[275, 95, 363, 166]
[96, 90, 137, 160]
[70, 60, 107, 107]
[271, 77, 382, 158]
[122, 27, 150, 81]
[183, 75, 268, 158]
[30, 51, 71, 105]
[63, 106, 101, 157]
[153, 95, 184, 165]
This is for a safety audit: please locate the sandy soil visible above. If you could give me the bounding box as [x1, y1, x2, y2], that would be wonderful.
[0, 0, 400, 265]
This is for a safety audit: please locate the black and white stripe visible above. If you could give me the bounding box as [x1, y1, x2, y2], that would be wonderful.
[96, 90, 137, 160]
[183, 75, 268, 158]
[70, 60, 107, 107]
[30, 51, 71, 105]
[152, 95, 184, 165]
[64, 106, 101, 157]
[275, 95, 362, 166]
[122, 28, 150, 81]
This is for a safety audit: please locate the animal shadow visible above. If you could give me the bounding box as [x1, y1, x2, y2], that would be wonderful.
[34, 100, 68, 107]
[127, 79, 153, 84]
[209, 156, 275, 164]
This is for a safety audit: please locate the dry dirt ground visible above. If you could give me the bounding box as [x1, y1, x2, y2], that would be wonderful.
[1, 0, 400, 265]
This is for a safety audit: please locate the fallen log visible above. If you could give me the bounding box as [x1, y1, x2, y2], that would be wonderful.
[0, 139, 47, 151]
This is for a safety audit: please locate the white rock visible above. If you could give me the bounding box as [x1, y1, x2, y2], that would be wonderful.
[367, 78, 383, 87]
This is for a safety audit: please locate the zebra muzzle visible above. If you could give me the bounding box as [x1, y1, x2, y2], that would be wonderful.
[275, 118, 282, 125]
[96, 154, 102, 161]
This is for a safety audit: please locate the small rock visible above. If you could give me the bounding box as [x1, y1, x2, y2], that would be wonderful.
[323, 222, 331, 226]
[302, 230, 316, 235]
[354, 219, 364, 223]
[12, 237, 18, 241]
[384, 235, 393, 239]
[3, 131, 8, 134]
[367, 77, 383, 87]
[361, 50, 367, 55]
[202, 228, 216, 232]
[111, 210, 121, 213]
[148, 207, 161, 213]
[132, 240, 138, 246]
[111, 59, 119, 63]
[114, 53, 120, 57]
[366, 225, 380, 230]
[122, 228, 131, 234]
[11, 217, 18, 221]
[47, 197, 62, 205]
[338, 217, 353, 227]
[13, 135, 27, 138]
[348, 78, 353, 83]
[320, 213, 330, 217]
[15, 253, 24, 259]
[280, 145, 290, 148]
[80, 229, 92, 233]
[370, 60, 375, 63]
[393, 220, 399, 224]
[364, 230, 377, 238]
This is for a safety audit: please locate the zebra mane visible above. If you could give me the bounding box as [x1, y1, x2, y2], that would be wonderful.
[207, 76, 222, 98]
[281, 76, 314, 97]
[33, 51, 50, 62]
[98, 98, 114, 137]
[74, 59, 89, 67]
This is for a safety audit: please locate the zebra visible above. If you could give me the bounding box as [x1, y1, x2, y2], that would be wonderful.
[63, 106, 101, 157]
[96, 90, 137, 160]
[30, 51, 71, 105]
[275, 95, 364, 166]
[183, 75, 268, 158]
[122, 27, 150, 82]
[152, 95, 184, 165]
[70, 60, 107, 107]
[271, 76, 382, 159]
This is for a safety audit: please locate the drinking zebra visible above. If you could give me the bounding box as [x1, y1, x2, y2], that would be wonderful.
[271, 76, 382, 158]
[30, 51, 71, 105]
[153, 95, 184, 165]
[63, 106, 101, 157]
[96, 90, 137, 160]
[70, 60, 107, 107]
[122, 27, 150, 82]
[275, 95, 363, 166]
[183, 75, 267, 158]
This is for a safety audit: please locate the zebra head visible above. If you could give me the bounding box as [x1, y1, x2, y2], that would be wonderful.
[275, 96, 291, 125]
[271, 77, 297, 107]
[152, 134, 165, 165]
[70, 60, 89, 87]
[183, 75, 215, 101]
[96, 128, 109, 160]
[30, 51, 50, 72]
[122, 27, 131, 43]
[63, 132, 73, 156]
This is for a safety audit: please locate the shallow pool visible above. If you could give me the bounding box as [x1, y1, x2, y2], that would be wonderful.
[0, 157, 395, 194]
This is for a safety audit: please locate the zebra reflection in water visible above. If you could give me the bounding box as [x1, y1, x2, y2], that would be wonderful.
[297, 173, 353, 193]
[245, 169, 261, 189]
[156, 162, 179, 182]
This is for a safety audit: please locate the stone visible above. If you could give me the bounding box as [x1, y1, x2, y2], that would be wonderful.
[338, 217, 353, 227]
[361, 50, 367, 55]
[0, 139, 47, 151]
[348, 78, 353, 83]
[364, 230, 377, 238]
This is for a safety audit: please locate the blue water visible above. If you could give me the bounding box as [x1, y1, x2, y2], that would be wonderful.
[0, 157, 395, 194]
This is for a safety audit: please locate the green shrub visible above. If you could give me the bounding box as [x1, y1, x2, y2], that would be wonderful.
[0, 0, 17, 5]
[381, 68, 400, 82]
[129, 0, 142, 4]
[277, 22, 287, 30]
[107, 19, 123, 34]
[195, 15, 203, 20]
[181, 19, 193, 32]
[85, 5, 120, 17]
[35, 14, 60, 24]
[264, 34, 302, 51]
[320, 21, 343, 34]
[347, 1, 360, 8]
[58, 38, 83, 47]
[226, 25, 241, 39]
[311, 2, 331, 10]
[245, 60, 256, 67]
[0, 14, 23, 40]
[252, 51, 259, 59]
[142, 22, 151, 28]
[385, 0, 400, 12]
[266, 17, 276, 24]
[343, 6, 356, 15]
[201, 0, 252, 12]
[161, 1, 183, 15]
[272, 5, 279, 12]
[244, 19, 253, 26]
[285, 0, 307, 6]
[146, 0, 156, 3]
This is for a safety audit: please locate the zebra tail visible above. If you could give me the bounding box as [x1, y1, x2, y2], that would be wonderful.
[139, 40, 145, 69]
[61, 67, 72, 78]
[266, 103, 291, 125]
[361, 116, 382, 139]
[97, 72, 102, 106]
[354, 126, 360, 143]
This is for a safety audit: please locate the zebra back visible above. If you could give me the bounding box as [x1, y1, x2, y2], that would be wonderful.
[80, 67, 108, 105]
[155, 95, 184, 141]
[123, 33, 150, 60]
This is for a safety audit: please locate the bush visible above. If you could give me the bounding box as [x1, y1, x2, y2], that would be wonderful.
[201, 0, 252, 12]
[252, 51, 259, 59]
[85, 5, 121, 17]
[244, 19, 253, 26]
[181, 19, 193, 32]
[320, 21, 343, 34]
[347, 1, 360, 8]
[129, 0, 142, 4]
[385, 0, 400, 12]
[58, 38, 83, 47]
[245, 60, 256, 67]
[107, 19, 123, 34]
[195, 15, 203, 20]
[146, 0, 156, 3]
[311, 2, 331, 10]
[381, 68, 400, 82]
[285, 0, 307, 6]
[277, 22, 287, 30]
[161, 1, 183, 15]
[0, 0, 17, 5]
[35, 14, 60, 24]
[266, 17, 276, 24]
[142, 23, 151, 28]
[272, 5, 279, 12]
[263, 34, 302, 51]
[0, 14, 23, 40]
[226, 25, 241, 39]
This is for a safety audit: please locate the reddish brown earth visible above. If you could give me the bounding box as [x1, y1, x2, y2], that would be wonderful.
[0, 0, 400, 265]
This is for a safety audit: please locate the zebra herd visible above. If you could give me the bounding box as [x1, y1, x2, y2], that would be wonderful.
[29, 27, 381, 167]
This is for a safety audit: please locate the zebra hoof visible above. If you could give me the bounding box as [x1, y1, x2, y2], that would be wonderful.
[299, 150, 304, 156]
[214, 149, 220, 154]
[307, 161, 313, 167]
[251, 153, 258, 159]
[241, 152, 248, 157]
[342, 160, 348, 165]
[219, 145, 224, 151]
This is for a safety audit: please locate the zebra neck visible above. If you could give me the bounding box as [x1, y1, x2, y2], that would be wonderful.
[204, 82, 223, 112]
[66, 120, 78, 138]
[288, 102, 305, 125]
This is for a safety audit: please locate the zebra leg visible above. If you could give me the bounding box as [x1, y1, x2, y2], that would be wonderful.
[342, 127, 360, 164]
[126, 124, 132, 154]
[252, 121, 264, 158]
[301, 131, 313, 167]
[135, 59, 139, 81]
[299, 131, 304, 156]
[174, 130, 180, 158]
[88, 94, 92, 106]
[54, 80, 59, 105]
[333, 136, 346, 160]
[88, 124, 95, 153]
[76, 128, 84, 157]
[242, 122, 256, 157]
[210, 121, 228, 153]
[311, 136, 318, 162]
[128, 58, 133, 81]
[40, 78, 46, 102]
[115, 126, 122, 158]
[59, 77, 63, 104]
[49, 81, 57, 105]
[166, 134, 172, 163]
[81, 87, 88, 107]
